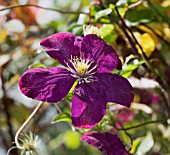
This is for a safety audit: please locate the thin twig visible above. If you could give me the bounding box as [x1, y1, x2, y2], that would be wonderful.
[0, 4, 88, 15]
[97, 0, 140, 56]
[115, 6, 163, 76]
[97, 0, 170, 115]
[115, 6, 170, 115]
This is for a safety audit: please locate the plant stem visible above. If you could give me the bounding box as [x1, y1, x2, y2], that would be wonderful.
[114, 6, 170, 115]
[54, 103, 62, 114]
[147, 0, 170, 27]
[15, 101, 43, 149]
[0, 4, 88, 15]
[97, 0, 140, 56]
[116, 119, 168, 131]
[54, 103, 75, 131]
[115, 6, 148, 60]
[97, 0, 170, 115]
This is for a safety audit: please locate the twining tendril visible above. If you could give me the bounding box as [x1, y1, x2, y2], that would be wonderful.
[15, 101, 43, 149]
[7, 101, 43, 155]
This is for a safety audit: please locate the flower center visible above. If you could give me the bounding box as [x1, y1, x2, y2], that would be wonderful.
[65, 56, 98, 83]
[73, 57, 91, 76]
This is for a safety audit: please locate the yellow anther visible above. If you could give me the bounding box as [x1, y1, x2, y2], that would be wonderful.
[71, 57, 90, 76]
[65, 55, 98, 83]
[77, 62, 88, 76]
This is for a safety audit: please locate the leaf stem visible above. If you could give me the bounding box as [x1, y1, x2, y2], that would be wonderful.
[15, 101, 43, 149]
[0, 4, 88, 15]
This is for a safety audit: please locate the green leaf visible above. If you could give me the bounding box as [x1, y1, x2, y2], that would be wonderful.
[125, 9, 154, 25]
[67, 23, 83, 36]
[99, 24, 114, 38]
[120, 59, 145, 78]
[28, 63, 46, 69]
[95, 8, 112, 20]
[99, 24, 118, 44]
[137, 132, 154, 154]
[51, 113, 72, 124]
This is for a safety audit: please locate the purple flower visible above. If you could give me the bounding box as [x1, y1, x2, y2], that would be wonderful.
[81, 131, 130, 155]
[19, 32, 133, 128]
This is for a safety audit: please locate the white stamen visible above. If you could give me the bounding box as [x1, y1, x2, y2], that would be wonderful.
[65, 56, 98, 83]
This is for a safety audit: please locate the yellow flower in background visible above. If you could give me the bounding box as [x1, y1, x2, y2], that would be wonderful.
[138, 25, 161, 45]
[0, 29, 7, 44]
[133, 32, 156, 57]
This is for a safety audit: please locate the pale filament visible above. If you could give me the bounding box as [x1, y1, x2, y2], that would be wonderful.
[65, 55, 98, 83]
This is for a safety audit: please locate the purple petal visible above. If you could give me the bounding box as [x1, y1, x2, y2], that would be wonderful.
[40, 32, 80, 66]
[81, 132, 129, 155]
[71, 82, 106, 128]
[81, 34, 120, 73]
[97, 73, 134, 107]
[19, 67, 75, 103]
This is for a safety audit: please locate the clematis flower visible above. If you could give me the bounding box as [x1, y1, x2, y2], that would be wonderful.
[19, 32, 133, 128]
[81, 131, 130, 155]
